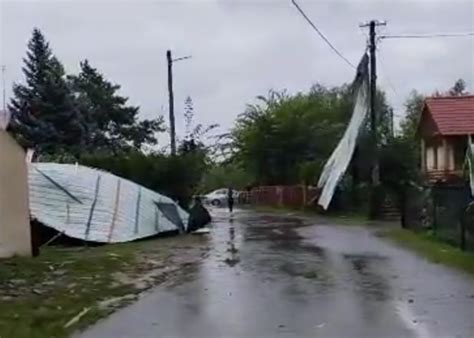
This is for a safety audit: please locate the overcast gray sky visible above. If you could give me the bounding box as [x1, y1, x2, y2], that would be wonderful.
[1, 0, 473, 141]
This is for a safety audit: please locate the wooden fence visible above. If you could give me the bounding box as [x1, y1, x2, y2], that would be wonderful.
[241, 185, 320, 208]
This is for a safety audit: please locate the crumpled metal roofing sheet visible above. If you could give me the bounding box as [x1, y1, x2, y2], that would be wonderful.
[317, 53, 369, 210]
[28, 163, 189, 243]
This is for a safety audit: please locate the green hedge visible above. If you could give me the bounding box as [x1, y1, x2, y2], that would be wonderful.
[80, 151, 206, 209]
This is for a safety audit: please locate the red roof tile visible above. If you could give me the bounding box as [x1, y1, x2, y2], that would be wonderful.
[424, 95, 474, 135]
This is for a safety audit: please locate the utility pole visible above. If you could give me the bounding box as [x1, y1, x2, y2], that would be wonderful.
[1, 65, 6, 112]
[389, 108, 394, 137]
[360, 20, 386, 219]
[369, 20, 379, 187]
[166, 50, 176, 155]
[166, 50, 192, 156]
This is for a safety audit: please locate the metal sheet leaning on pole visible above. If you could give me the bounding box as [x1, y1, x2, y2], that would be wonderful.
[467, 135, 474, 196]
[317, 53, 370, 209]
[28, 163, 189, 243]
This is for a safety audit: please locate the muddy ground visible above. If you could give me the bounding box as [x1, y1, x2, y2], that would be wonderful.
[0, 233, 209, 338]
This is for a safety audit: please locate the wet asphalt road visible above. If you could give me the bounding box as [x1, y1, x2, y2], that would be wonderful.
[77, 209, 474, 338]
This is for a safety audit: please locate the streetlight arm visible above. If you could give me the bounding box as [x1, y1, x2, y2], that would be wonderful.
[172, 55, 192, 63]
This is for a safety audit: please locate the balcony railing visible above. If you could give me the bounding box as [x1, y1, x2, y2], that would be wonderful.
[425, 169, 464, 183]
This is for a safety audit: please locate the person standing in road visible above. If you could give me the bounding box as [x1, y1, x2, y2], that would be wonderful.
[227, 187, 234, 213]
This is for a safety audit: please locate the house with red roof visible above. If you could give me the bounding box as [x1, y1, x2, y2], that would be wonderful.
[418, 95, 474, 183]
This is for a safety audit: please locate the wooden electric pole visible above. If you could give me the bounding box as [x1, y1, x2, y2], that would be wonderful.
[1, 65, 6, 112]
[360, 20, 386, 219]
[166, 50, 176, 155]
[369, 21, 379, 187]
[166, 51, 192, 155]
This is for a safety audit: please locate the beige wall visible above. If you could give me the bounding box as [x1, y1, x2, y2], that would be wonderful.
[437, 144, 445, 169]
[0, 130, 31, 258]
[424, 138, 456, 171]
[426, 146, 436, 170]
[447, 141, 455, 170]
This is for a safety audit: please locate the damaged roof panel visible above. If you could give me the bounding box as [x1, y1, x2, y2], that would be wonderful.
[28, 163, 188, 243]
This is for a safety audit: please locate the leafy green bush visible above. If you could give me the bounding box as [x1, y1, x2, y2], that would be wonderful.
[200, 163, 252, 193]
[81, 151, 206, 208]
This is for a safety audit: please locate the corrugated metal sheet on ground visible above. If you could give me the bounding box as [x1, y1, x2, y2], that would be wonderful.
[28, 163, 188, 243]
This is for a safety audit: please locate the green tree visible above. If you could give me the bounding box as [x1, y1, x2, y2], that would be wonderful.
[183, 95, 194, 137]
[232, 84, 380, 185]
[400, 90, 425, 139]
[81, 151, 207, 208]
[380, 136, 420, 190]
[230, 81, 396, 189]
[201, 163, 252, 192]
[449, 78, 468, 96]
[401, 79, 469, 140]
[69, 60, 163, 154]
[178, 95, 218, 155]
[8, 28, 84, 155]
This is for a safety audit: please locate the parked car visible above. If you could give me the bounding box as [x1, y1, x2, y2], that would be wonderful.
[203, 189, 239, 207]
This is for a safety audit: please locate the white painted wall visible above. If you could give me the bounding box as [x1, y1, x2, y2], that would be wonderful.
[0, 131, 31, 258]
[426, 146, 436, 170]
[437, 145, 445, 170]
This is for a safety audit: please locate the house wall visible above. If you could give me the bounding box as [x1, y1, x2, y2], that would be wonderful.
[426, 146, 436, 170]
[418, 107, 440, 139]
[424, 136, 461, 171]
[437, 143, 445, 169]
[424, 137, 441, 170]
[447, 139, 455, 170]
[423, 135, 469, 186]
[420, 109, 440, 171]
[418, 102, 472, 182]
[450, 135, 468, 170]
[0, 130, 31, 258]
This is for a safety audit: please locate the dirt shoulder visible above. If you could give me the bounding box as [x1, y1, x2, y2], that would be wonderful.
[0, 234, 209, 338]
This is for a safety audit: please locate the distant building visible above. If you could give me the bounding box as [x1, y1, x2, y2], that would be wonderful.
[0, 113, 32, 258]
[418, 95, 474, 184]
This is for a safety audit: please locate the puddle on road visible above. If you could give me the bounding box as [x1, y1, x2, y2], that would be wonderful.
[78, 210, 474, 338]
[223, 257, 240, 267]
[278, 261, 326, 281]
[237, 214, 336, 292]
[222, 220, 241, 267]
[169, 211, 394, 308]
[343, 253, 391, 302]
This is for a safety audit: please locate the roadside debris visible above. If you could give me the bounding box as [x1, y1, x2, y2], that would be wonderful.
[28, 163, 189, 243]
[64, 307, 90, 328]
[187, 196, 212, 233]
[193, 228, 211, 235]
[0, 233, 209, 338]
[98, 295, 137, 311]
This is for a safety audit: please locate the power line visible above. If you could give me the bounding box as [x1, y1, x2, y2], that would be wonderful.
[377, 50, 398, 96]
[290, 0, 355, 69]
[358, 26, 369, 45]
[381, 32, 474, 39]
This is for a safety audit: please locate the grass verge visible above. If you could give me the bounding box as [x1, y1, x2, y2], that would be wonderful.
[382, 229, 474, 277]
[0, 235, 208, 338]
